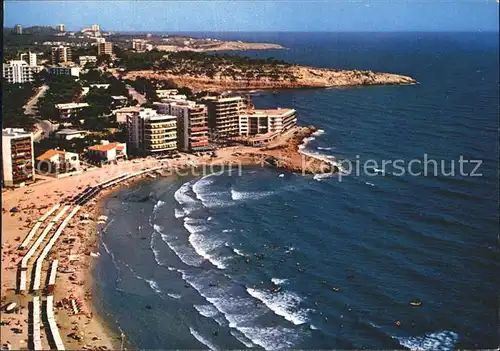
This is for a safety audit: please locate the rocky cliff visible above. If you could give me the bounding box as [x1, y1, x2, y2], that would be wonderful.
[123, 65, 416, 92]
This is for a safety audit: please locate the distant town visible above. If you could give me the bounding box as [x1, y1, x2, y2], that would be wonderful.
[2, 23, 300, 187]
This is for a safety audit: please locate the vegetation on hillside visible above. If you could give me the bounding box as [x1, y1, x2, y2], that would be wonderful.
[118, 50, 297, 82]
[3, 83, 38, 129]
[36, 73, 83, 120]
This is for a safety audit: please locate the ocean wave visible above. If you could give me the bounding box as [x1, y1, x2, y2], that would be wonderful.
[237, 326, 303, 350]
[299, 136, 316, 150]
[153, 200, 165, 214]
[189, 327, 219, 351]
[365, 181, 375, 187]
[178, 269, 305, 350]
[271, 278, 289, 285]
[312, 129, 325, 136]
[246, 287, 313, 325]
[233, 248, 246, 257]
[194, 304, 219, 318]
[145, 279, 162, 295]
[310, 324, 319, 330]
[150, 232, 168, 266]
[313, 173, 333, 181]
[154, 223, 204, 267]
[396, 330, 459, 351]
[299, 141, 347, 177]
[230, 330, 256, 348]
[118, 259, 164, 299]
[230, 189, 275, 201]
[185, 218, 228, 269]
[174, 180, 198, 214]
[317, 146, 333, 151]
[100, 237, 122, 283]
[192, 173, 217, 202]
[174, 208, 186, 218]
[167, 293, 181, 299]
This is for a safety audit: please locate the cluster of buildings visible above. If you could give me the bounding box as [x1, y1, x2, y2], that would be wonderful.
[1, 127, 128, 187]
[3, 39, 115, 83]
[3, 25, 299, 187]
[112, 91, 297, 156]
[131, 39, 153, 52]
[2, 56, 43, 84]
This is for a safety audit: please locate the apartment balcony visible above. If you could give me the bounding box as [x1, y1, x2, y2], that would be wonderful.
[190, 126, 209, 132]
[145, 123, 176, 129]
[146, 143, 177, 152]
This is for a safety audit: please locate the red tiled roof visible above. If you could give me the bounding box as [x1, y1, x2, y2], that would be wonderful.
[36, 149, 65, 161]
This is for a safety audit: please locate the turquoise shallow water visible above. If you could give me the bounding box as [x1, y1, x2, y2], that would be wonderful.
[93, 32, 499, 350]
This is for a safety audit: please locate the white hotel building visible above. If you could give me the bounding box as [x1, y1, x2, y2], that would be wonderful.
[239, 108, 297, 136]
[127, 108, 177, 155]
[3, 60, 43, 84]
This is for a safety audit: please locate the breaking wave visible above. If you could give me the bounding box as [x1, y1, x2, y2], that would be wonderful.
[396, 330, 459, 351]
[246, 287, 313, 325]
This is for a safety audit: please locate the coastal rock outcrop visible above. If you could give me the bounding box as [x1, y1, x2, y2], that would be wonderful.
[123, 66, 416, 92]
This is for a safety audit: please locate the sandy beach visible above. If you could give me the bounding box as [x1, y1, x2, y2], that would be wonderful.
[1, 126, 332, 350]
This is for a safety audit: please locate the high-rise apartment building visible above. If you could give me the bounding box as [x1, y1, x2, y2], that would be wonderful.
[20, 52, 37, 66]
[2, 60, 43, 84]
[239, 108, 297, 136]
[203, 96, 245, 140]
[15, 24, 23, 34]
[127, 108, 177, 154]
[91, 24, 100, 31]
[159, 100, 210, 152]
[97, 41, 113, 56]
[51, 46, 72, 64]
[56, 24, 66, 32]
[2, 129, 35, 187]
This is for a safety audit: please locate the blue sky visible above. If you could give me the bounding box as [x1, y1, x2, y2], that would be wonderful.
[4, 0, 499, 32]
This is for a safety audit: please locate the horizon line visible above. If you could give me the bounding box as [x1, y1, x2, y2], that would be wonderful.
[4, 27, 500, 33]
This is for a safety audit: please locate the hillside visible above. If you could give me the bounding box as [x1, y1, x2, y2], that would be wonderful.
[119, 51, 416, 92]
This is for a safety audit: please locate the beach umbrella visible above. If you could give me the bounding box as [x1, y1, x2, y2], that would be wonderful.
[10, 207, 19, 213]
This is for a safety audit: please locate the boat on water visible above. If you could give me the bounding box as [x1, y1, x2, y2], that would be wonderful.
[409, 301, 422, 307]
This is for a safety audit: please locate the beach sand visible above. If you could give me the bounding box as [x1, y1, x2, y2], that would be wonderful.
[1, 126, 330, 349]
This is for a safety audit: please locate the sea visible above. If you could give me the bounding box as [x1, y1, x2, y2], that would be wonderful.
[92, 32, 499, 350]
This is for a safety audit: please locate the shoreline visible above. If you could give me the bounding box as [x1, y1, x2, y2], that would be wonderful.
[0, 126, 335, 350]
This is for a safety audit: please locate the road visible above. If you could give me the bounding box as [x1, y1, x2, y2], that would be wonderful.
[109, 67, 146, 106]
[24, 84, 49, 116]
[24, 85, 55, 142]
[36, 120, 55, 141]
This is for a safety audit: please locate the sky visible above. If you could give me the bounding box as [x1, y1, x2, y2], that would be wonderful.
[3, 0, 499, 32]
